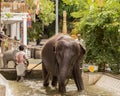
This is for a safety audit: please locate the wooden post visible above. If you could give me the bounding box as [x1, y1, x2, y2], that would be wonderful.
[0, 85, 6, 96]
[98, 0, 103, 7]
[62, 11, 67, 34]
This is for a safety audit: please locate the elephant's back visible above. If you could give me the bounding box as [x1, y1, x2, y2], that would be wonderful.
[3, 50, 14, 58]
[41, 33, 75, 60]
[3, 50, 18, 60]
[41, 33, 64, 55]
[41, 34, 65, 74]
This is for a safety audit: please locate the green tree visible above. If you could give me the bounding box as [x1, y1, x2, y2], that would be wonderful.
[26, 0, 55, 39]
[27, 21, 42, 41]
[37, 0, 55, 26]
[69, 0, 120, 73]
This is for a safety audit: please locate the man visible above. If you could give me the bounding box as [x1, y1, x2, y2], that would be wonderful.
[15, 45, 29, 82]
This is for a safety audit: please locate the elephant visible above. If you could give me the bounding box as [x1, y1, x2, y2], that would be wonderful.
[3, 50, 18, 68]
[41, 33, 86, 93]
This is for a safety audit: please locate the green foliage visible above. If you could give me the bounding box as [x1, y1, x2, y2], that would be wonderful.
[37, 0, 55, 26]
[27, 22, 43, 41]
[62, 0, 84, 6]
[58, 0, 83, 33]
[25, 0, 36, 13]
[5, 13, 13, 18]
[26, 0, 55, 38]
[70, 0, 120, 73]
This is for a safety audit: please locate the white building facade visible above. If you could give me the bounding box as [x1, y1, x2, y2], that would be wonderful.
[1, 2, 28, 45]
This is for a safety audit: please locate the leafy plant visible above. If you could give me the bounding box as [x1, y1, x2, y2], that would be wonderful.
[27, 22, 43, 41]
[26, 0, 55, 39]
[70, 0, 120, 73]
[37, 0, 55, 26]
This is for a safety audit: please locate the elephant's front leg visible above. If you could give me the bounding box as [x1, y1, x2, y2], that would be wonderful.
[52, 76, 58, 87]
[72, 62, 84, 91]
[42, 63, 50, 87]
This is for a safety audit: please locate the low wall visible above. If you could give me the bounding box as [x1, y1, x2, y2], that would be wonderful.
[82, 72, 103, 85]
[0, 74, 13, 96]
[0, 69, 42, 80]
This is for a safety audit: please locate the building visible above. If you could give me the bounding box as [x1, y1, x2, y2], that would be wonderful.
[1, 0, 29, 45]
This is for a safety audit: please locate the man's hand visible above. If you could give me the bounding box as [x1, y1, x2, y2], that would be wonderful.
[25, 60, 29, 67]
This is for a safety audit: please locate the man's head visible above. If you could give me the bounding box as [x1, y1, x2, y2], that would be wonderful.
[77, 34, 81, 39]
[77, 34, 81, 37]
[19, 45, 24, 51]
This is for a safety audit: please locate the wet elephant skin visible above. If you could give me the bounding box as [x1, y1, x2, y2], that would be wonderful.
[41, 33, 85, 93]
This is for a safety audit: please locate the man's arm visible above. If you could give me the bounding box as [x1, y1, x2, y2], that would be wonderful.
[24, 54, 29, 66]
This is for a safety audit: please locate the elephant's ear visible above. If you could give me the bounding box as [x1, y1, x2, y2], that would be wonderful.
[79, 44, 86, 56]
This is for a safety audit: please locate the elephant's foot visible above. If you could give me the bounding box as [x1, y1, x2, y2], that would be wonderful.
[43, 82, 49, 87]
[59, 84, 66, 93]
[59, 88, 66, 94]
[78, 86, 84, 91]
[52, 81, 57, 87]
[52, 76, 57, 87]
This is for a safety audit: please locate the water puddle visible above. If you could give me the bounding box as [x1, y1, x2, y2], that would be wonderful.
[8, 79, 114, 96]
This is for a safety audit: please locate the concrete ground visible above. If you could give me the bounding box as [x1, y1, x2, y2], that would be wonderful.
[27, 59, 42, 70]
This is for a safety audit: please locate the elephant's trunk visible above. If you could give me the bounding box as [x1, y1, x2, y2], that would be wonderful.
[58, 73, 66, 93]
[58, 64, 70, 93]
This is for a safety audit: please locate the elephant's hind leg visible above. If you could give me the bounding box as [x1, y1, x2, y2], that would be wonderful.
[51, 76, 57, 87]
[42, 63, 50, 87]
[72, 63, 84, 91]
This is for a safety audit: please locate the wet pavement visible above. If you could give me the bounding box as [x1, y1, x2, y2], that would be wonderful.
[0, 59, 116, 96]
[8, 79, 114, 96]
